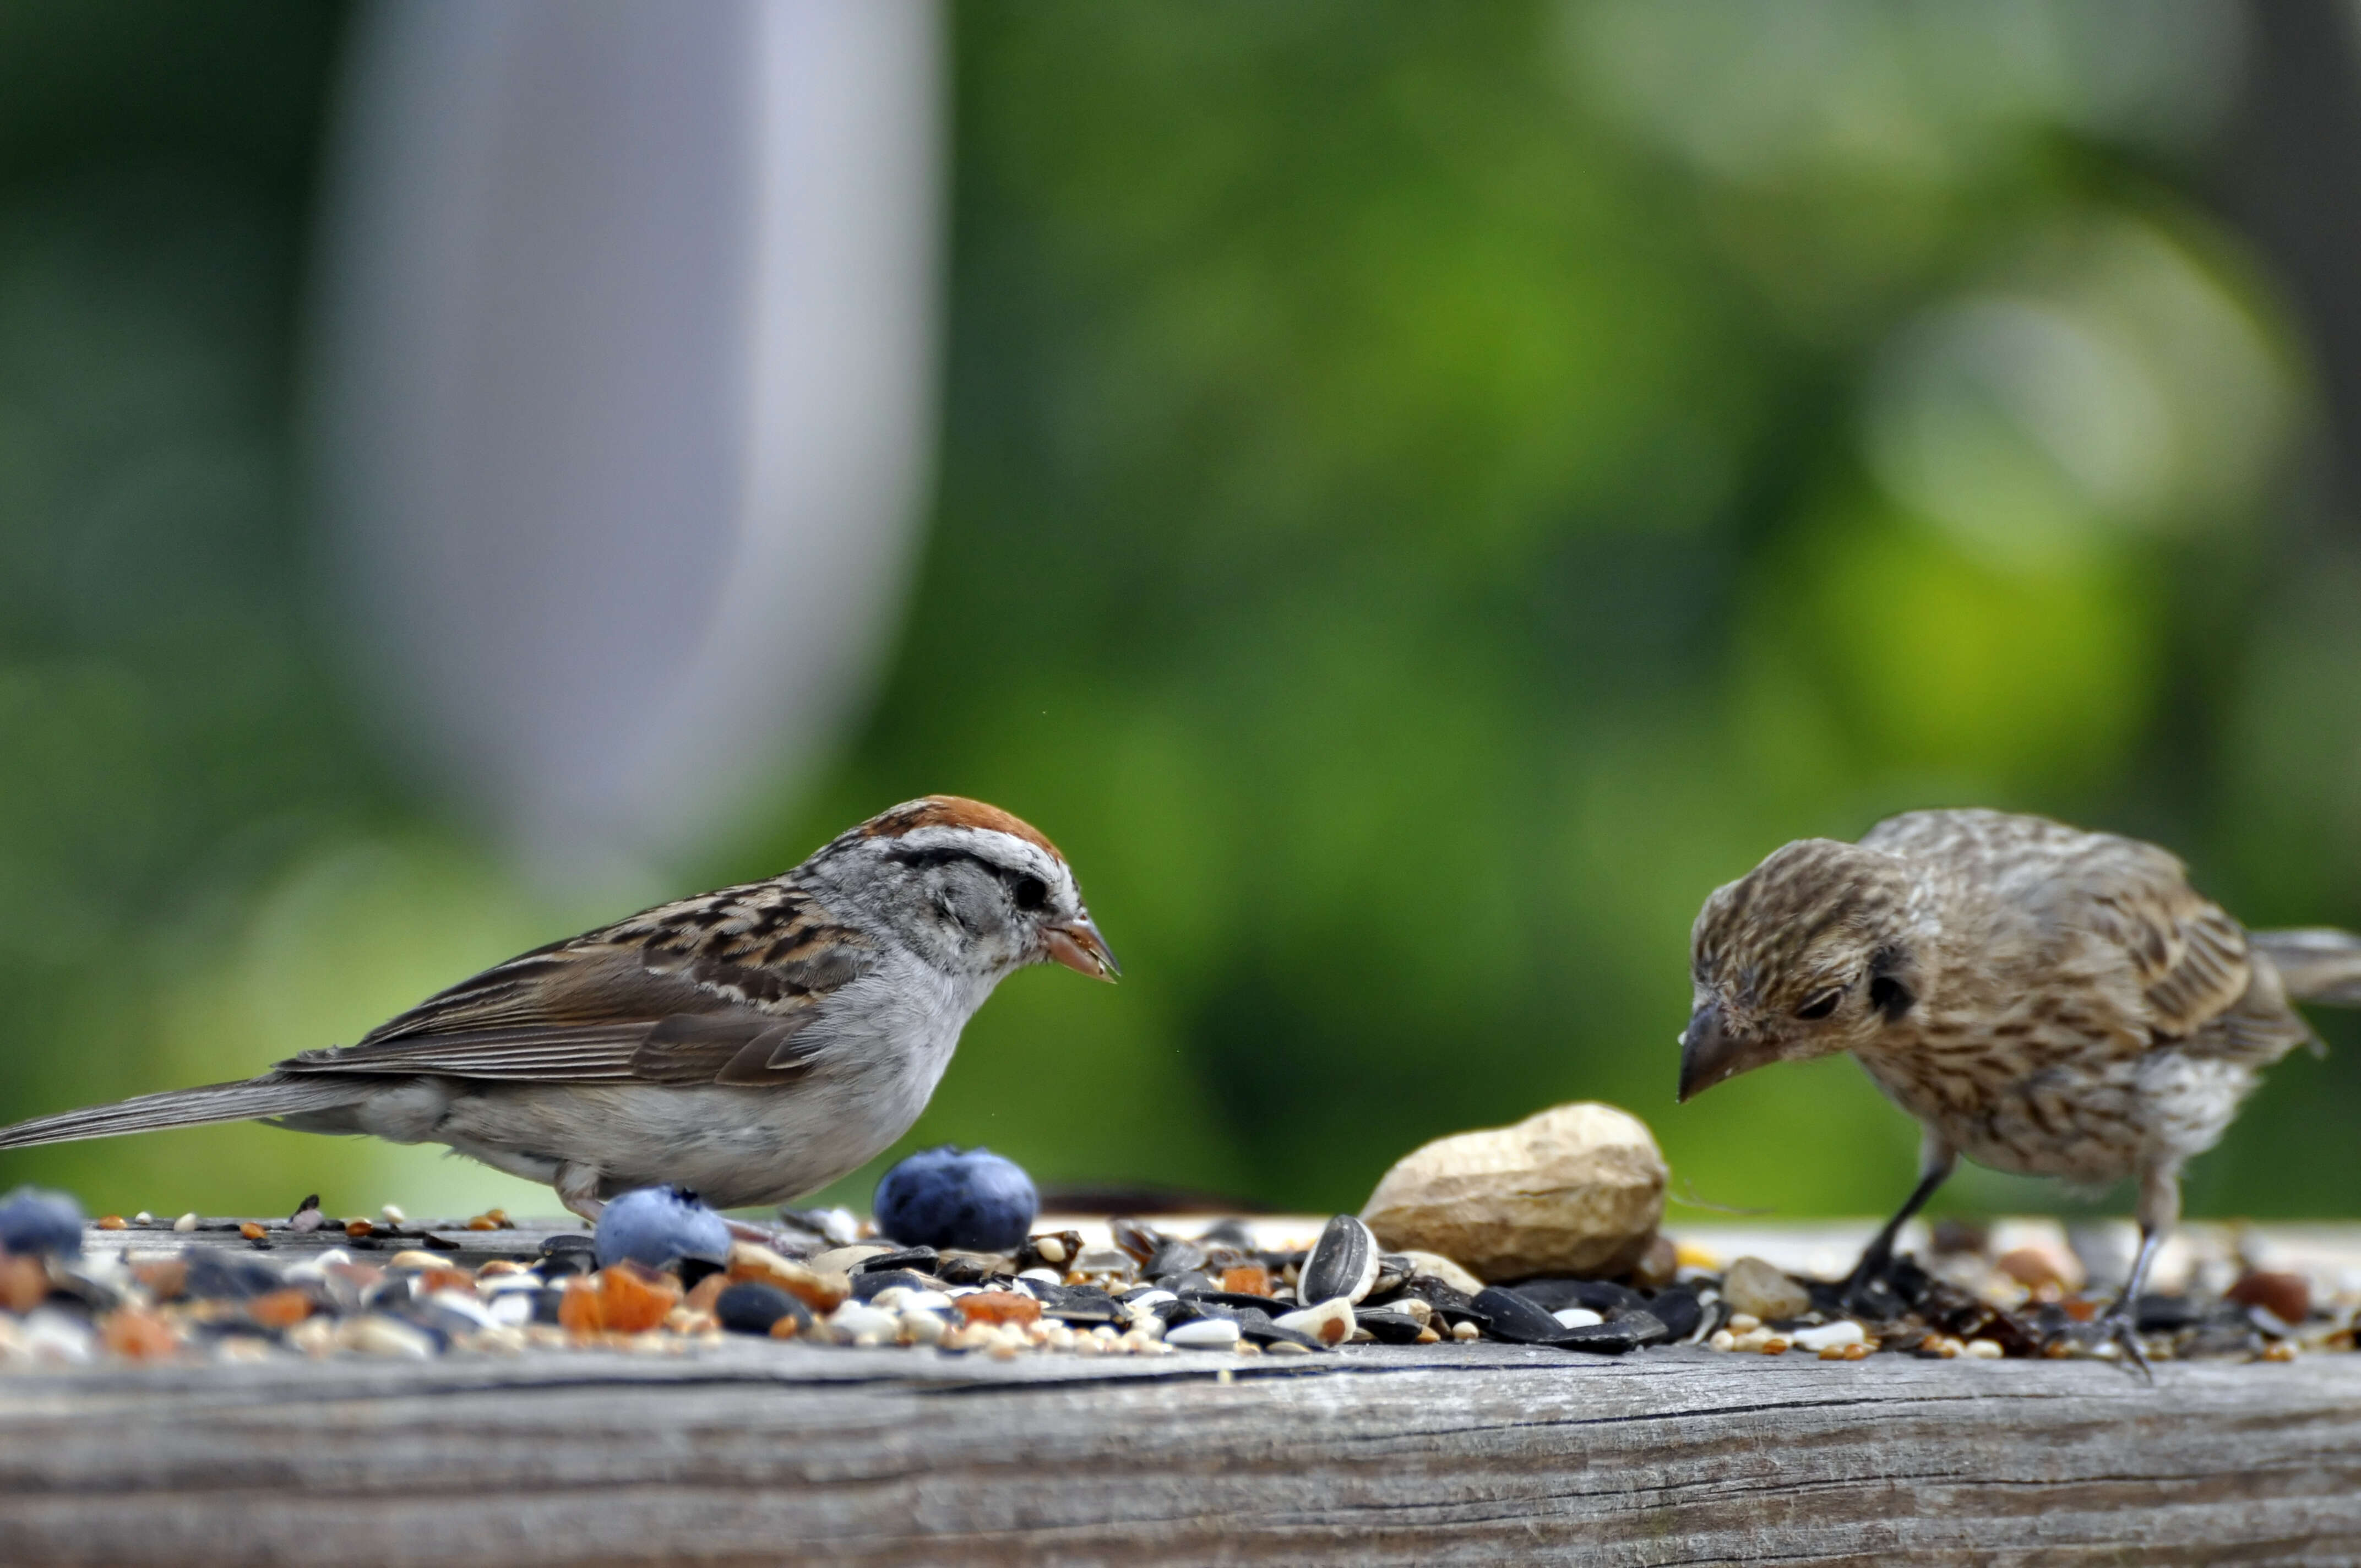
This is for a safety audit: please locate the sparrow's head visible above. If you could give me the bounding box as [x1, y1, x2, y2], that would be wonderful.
[1680, 838, 1919, 1102]
[814, 796, 1118, 983]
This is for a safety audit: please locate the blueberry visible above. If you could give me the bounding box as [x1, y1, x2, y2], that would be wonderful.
[872, 1146, 1037, 1252]
[593, 1185, 732, 1271]
[714, 1281, 812, 1337]
[0, 1186, 84, 1257]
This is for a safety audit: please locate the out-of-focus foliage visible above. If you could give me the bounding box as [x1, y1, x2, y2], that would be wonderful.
[2, 1, 2356, 1226]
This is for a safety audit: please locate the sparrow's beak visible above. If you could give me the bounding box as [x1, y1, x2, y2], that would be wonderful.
[1676, 1001, 1759, 1102]
[1043, 917, 1120, 981]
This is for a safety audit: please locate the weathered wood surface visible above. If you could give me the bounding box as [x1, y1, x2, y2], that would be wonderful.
[6, 1336, 2360, 1564]
[7, 1217, 2360, 1565]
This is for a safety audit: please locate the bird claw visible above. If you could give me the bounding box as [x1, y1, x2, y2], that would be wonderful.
[2088, 1304, 2155, 1385]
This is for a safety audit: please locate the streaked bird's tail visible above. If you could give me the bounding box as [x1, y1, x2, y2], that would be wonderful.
[2254, 928, 2361, 1008]
[0, 1075, 371, 1153]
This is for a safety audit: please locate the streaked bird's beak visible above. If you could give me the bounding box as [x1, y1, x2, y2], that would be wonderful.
[1677, 1001, 1753, 1103]
[1044, 917, 1120, 981]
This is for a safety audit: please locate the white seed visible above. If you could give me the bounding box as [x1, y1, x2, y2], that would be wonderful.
[1552, 1308, 1604, 1330]
[172, 1213, 199, 1233]
[132, 1211, 154, 1225]
[1791, 1320, 1865, 1352]
[826, 1303, 901, 1346]
[1018, 1267, 1062, 1286]
[901, 1311, 948, 1347]
[1451, 1319, 1480, 1342]
[21, 1310, 94, 1364]
[1708, 1329, 1736, 1352]
[1035, 1236, 1068, 1265]
[1272, 1297, 1355, 1347]
[1725, 1313, 1761, 1335]
[339, 1315, 434, 1359]
[1965, 1338, 2004, 1360]
[380, 1204, 406, 1224]
[1166, 1317, 1243, 1349]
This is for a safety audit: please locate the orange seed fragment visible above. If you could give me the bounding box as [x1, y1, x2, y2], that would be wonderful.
[246, 1288, 314, 1329]
[0, 1255, 47, 1313]
[100, 1307, 181, 1360]
[1220, 1265, 1272, 1297]
[592, 1261, 682, 1334]
[955, 1291, 1041, 1327]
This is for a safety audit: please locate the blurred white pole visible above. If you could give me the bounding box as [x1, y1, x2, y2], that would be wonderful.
[309, 0, 942, 888]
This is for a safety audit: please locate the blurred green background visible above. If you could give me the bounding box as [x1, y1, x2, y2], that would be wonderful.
[2, 0, 2357, 1226]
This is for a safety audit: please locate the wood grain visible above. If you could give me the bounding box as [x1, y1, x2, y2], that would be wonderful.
[4, 1338, 2358, 1565]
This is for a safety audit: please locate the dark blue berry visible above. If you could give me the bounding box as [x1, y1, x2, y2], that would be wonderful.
[0, 1186, 84, 1257]
[594, 1185, 732, 1270]
[714, 1281, 810, 1336]
[872, 1146, 1037, 1252]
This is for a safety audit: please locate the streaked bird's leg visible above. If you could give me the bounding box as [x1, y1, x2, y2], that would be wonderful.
[2092, 1163, 2177, 1384]
[1841, 1130, 1955, 1316]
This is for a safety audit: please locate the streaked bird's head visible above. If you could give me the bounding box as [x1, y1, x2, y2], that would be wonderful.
[1680, 838, 1919, 1102]
[812, 796, 1118, 984]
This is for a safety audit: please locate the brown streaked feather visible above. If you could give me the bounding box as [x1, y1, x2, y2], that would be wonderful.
[278, 884, 864, 1087]
[2122, 892, 2252, 1039]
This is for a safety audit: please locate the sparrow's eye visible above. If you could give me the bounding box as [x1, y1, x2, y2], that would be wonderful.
[1010, 874, 1048, 912]
[1795, 988, 1843, 1021]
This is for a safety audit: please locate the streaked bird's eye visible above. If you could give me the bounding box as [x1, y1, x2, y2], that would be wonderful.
[1011, 874, 1048, 912]
[1795, 988, 1842, 1021]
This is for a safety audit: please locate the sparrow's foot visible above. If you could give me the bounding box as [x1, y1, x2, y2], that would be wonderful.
[2091, 1300, 2155, 1385]
[1838, 1244, 1911, 1320]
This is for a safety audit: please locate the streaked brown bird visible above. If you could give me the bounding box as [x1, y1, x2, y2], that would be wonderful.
[1681, 808, 2361, 1365]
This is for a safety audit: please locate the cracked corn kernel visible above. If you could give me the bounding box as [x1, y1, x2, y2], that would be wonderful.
[955, 1291, 1041, 1327]
[99, 1308, 179, 1360]
[246, 1289, 314, 1329]
[239, 1223, 266, 1241]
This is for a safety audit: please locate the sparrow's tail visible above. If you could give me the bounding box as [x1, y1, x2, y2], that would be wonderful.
[2254, 928, 2361, 1008]
[0, 1074, 372, 1152]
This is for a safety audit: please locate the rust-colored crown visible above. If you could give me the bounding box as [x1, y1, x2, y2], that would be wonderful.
[863, 796, 1065, 863]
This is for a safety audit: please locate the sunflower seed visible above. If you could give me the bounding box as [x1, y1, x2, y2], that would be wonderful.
[1300, 1215, 1379, 1305]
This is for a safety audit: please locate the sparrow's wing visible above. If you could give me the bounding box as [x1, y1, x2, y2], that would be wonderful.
[276, 882, 874, 1088]
[2073, 847, 2312, 1060]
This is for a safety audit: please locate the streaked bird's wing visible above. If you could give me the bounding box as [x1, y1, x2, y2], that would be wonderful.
[279, 882, 872, 1088]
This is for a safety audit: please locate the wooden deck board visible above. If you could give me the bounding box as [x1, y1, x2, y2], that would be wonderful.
[6, 1220, 2358, 1564]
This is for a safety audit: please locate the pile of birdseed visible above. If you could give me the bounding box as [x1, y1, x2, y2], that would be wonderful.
[1, 1202, 2352, 1369]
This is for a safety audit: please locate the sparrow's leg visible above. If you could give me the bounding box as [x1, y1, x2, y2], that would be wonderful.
[2092, 1163, 2175, 1384]
[555, 1161, 606, 1226]
[1841, 1130, 1955, 1316]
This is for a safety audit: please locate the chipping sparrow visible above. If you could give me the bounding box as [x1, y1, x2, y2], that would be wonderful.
[0, 797, 1117, 1218]
[1682, 807, 2361, 1367]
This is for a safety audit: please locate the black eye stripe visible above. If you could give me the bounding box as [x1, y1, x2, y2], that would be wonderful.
[883, 844, 1052, 910]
